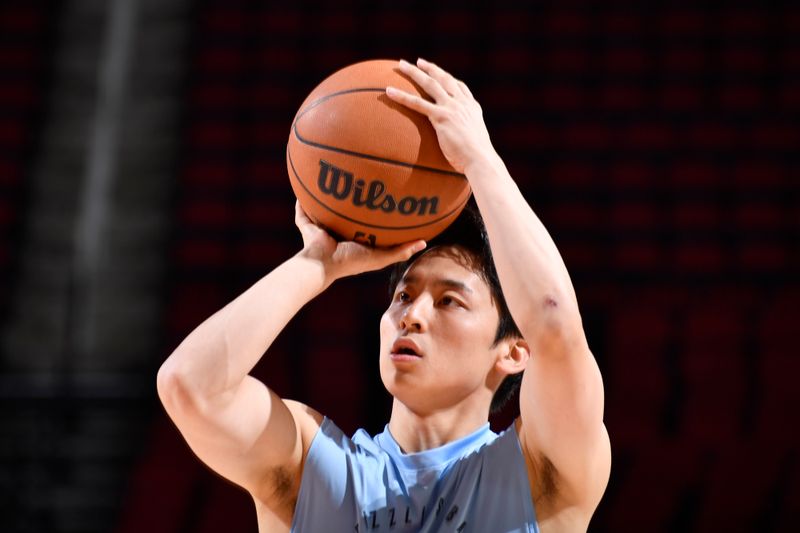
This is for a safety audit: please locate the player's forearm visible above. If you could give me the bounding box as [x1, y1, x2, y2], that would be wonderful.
[158, 253, 327, 401]
[466, 153, 582, 346]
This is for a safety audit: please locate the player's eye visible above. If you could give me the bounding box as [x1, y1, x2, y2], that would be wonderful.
[396, 291, 410, 302]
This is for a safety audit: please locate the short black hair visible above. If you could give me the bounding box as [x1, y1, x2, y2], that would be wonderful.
[387, 202, 523, 414]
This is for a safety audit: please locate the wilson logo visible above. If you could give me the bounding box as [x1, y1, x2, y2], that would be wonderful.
[317, 160, 439, 216]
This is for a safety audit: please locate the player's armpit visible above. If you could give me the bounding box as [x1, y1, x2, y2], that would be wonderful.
[517, 331, 611, 513]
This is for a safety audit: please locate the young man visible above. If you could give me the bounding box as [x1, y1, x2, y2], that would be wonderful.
[157, 58, 610, 532]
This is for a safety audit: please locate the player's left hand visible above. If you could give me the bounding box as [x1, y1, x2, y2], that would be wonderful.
[386, 58, 497, 175]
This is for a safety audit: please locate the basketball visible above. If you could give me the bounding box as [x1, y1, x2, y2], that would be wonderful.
[286, 59, 471, 247]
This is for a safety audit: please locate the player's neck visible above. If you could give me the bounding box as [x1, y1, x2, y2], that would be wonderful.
[387, 396, 490, 453]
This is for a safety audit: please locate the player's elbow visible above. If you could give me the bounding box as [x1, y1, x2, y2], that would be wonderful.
[157, 360, 198, 417]
[157, 362, 179, 408]
[157, 355, 236, 423]
[522, 302, 588, 358]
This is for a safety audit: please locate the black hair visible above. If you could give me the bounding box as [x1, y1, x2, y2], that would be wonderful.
[387, 202, 523, 414]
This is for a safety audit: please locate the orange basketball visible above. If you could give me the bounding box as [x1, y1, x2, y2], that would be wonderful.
[286, 59, 471, 247]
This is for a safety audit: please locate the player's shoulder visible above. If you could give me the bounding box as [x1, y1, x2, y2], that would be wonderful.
[283, 399, 324, 422]
[283, 399, 325, 444]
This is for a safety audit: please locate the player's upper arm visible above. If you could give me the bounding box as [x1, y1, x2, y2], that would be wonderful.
[517, 314, 611, 510]
[156, 366, 323, 504]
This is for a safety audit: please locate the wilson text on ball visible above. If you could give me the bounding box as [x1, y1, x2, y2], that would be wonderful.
[317, 160, 440, 216]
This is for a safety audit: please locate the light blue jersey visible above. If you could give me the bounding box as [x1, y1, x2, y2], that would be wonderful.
[291, 418, 539, 532]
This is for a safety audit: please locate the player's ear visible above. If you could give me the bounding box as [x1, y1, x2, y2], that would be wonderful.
[496, 338, 530, 375]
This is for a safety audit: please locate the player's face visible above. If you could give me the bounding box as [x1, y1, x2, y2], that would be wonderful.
[379, 248, 503, 414]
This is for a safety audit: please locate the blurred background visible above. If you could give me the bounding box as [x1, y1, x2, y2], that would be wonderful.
[0, 0, 798, 531]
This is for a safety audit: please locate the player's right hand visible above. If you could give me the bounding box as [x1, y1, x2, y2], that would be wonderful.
[293, 201, 426, 286]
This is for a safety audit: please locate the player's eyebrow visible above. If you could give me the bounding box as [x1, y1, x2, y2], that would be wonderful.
[400, 274, 474, 294]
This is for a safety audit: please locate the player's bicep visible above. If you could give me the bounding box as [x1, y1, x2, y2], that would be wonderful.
[518, 327, 610, 506]
[158, 373, 312, 493]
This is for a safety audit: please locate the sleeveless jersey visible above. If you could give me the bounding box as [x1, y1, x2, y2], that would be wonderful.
[291, 418, 539, 532]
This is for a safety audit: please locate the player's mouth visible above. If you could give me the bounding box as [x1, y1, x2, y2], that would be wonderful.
[390, 338, 423, 361]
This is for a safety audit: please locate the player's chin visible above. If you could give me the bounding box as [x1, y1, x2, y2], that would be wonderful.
[379, 362, 422, 395]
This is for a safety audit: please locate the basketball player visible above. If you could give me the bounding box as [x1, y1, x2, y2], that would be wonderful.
[157, 58, 610, 532]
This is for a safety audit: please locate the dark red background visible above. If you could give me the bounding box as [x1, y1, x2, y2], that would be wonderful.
[123, 2, 800, 531]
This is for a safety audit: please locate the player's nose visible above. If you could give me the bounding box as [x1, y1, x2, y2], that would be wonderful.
[399, 296, 430, 332]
